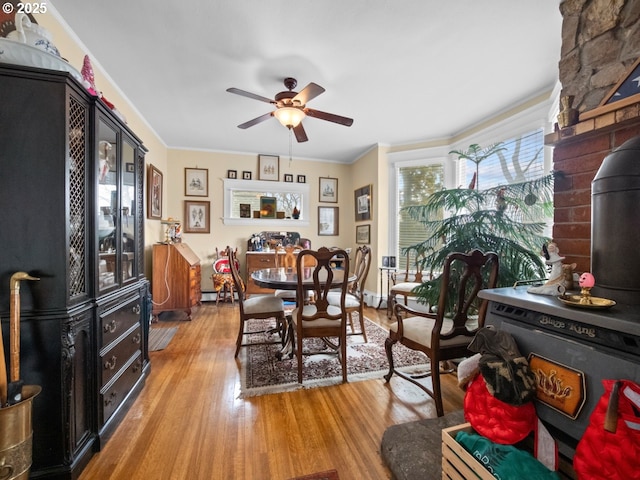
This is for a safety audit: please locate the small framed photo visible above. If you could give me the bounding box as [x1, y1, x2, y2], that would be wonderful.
[227, 169, 237, 179]
[243, 171, 252, 180]
[126, 162, 135, 173]
[318, 206, 339, 236]
[239, 203, 251, 218]
[297, 175, 306, 183]
[319, 177, 338, 203]
[185, 168, 209, 197]
[284, 174, 294, 183]
[354, 184, 372, 221]
[260, 196, 277, 218]
[184, 200, 210, 233]
[147, 164, 162, 219]
[382, 256, 397, 268]
[356, 224, 370, 244]
[258, 154, 279, 181]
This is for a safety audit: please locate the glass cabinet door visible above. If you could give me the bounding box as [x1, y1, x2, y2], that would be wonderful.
[97, 119, 119, 293]
[121, 137, 137, 283]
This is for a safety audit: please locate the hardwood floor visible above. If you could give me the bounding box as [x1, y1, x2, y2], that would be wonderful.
[78, 302, 464, 480]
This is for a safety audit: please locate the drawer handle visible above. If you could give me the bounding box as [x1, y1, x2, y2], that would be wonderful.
[132, 359, 142, 373]
[104, 320, 117, 334]
[104, 355, 118, 370]
[132, 304, 141, 315]
[104, 391, 117, 406]
[132, 333, 141, 344]
[260, 258, 270, 263]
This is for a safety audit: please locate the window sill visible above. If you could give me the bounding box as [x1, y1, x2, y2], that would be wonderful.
[222, 217, 310, 227]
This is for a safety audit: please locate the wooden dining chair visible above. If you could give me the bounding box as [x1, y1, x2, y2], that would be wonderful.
[384, 249, 499, 416]
[212, 246, 237, 305]
[291, 247, 350, 383]
[227, 247, 287, 358]
[327, 245, 372, 341]
[275, 245, 315, 304]
[387, 250, 427, 318]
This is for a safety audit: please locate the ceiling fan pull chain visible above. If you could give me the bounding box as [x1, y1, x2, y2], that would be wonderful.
[289, 128, 293, 166]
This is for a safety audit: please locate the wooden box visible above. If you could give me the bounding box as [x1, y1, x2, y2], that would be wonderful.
[442, 423, 494, 480]
[442, 423, 576, 479]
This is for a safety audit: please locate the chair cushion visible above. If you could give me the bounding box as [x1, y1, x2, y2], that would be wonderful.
[243, 295, 284, 315]
[291, 305, 344, 328]
[389, 316, 478, 347]
[391, 282, 421, 294]
[212, 273, 233, 292]
[326, 291, 360, 308]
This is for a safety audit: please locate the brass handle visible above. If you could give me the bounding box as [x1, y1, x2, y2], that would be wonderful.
[104, 356, 117, 370]
[104, 319, 117, 333]
[104, 391, 117, 406]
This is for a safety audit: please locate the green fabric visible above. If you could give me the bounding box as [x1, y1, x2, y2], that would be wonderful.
[456, 431, 559, 480]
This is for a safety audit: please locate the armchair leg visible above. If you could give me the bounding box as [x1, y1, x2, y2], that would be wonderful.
[384, 336, 397, 382]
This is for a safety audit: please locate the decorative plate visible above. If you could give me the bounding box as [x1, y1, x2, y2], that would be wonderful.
[558, 294, 616, 309]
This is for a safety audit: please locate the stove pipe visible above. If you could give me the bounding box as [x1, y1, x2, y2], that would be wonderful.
[591, 136, 640, 305]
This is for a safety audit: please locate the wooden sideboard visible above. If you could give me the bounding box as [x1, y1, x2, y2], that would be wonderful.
[152, 243, 201, 320]
[245, 252, 278, 295]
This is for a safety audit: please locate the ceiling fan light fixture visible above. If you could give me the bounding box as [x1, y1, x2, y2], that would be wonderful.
[274, 107, 305, 128]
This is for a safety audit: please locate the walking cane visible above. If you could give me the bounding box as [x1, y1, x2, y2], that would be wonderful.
[6, 272, 39, 405]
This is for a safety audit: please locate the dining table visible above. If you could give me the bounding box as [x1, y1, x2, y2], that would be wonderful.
[250, 267, 357, 359]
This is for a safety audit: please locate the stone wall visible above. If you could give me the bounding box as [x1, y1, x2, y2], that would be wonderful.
[551, 0, 640, 273]
[559, 0, 640, 113]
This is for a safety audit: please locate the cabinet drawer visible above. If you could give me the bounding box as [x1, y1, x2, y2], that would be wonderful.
[247, 253, 277, 268]
[100, 295, 142, 348]
[100, 324, 142, 387]
[101, 351, 143, 423]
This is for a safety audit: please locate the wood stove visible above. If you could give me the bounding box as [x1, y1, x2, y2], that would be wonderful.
[479, 287, 640, 460]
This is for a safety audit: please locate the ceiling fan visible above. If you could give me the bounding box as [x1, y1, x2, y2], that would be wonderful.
[226, 77, 354, 142]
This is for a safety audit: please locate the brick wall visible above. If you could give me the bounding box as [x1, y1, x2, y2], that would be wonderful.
[550, 117, 640, 272]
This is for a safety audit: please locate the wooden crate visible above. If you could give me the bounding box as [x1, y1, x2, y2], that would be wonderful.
[442, 423, 494, 480]
[442, 422, 576, 480]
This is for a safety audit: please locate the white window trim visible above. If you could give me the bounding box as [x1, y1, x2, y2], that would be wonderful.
[222, 178, 310, 226]
[386, 92, 559, 258]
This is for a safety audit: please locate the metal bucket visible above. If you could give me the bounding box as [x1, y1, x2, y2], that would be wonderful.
[0, 385, 40, 480]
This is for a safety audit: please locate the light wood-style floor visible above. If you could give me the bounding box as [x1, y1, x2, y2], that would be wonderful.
[78, 302, 464, 480]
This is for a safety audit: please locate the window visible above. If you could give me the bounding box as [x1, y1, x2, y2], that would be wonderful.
[397, 164, 444, 270]
[223, 179, 310, 226]
[391, 128, 550, 268]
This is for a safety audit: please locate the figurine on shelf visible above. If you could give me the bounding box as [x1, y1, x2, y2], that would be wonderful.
[527, 242, 577, 296]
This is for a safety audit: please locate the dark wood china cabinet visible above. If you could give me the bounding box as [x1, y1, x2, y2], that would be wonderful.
[0, 63, 150, 479]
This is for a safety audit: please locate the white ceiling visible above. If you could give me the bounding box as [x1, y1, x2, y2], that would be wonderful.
[50, 0, 562, 163]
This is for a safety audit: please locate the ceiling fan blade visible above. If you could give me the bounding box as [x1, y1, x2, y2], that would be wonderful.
[237, 112, 274, 129]
[305, 108, 354, 127]
[292, 83, 325, 105]
[293, 123, 308, 143]
[227, 87, 275, 104]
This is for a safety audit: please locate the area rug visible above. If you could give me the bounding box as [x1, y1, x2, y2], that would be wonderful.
[239, 316, 430, 398]
[288, 469, 340, 480]
[149, 326, 178, 351]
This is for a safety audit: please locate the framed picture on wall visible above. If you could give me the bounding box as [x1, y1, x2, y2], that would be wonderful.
[318, 206, 339, 236]
[227, 169, 237, 179]
[356, 224, 370, 244]
[258, 154, 279, 181]
[147, 164, 162, 219]
[354, 184, 372, 221]
[185, 167, 209, 196]
[284, 174, 294, 182]
[243, 171, 252, 180]
[319, 177, 338, 203]
[184, 200, 210, 233]
[260, 196, 277, 218]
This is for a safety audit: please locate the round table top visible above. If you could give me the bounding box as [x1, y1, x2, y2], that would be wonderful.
[251, 267, 356, 290]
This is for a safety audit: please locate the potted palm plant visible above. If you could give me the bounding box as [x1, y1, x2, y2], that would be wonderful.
[403, 142, 554, 311]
